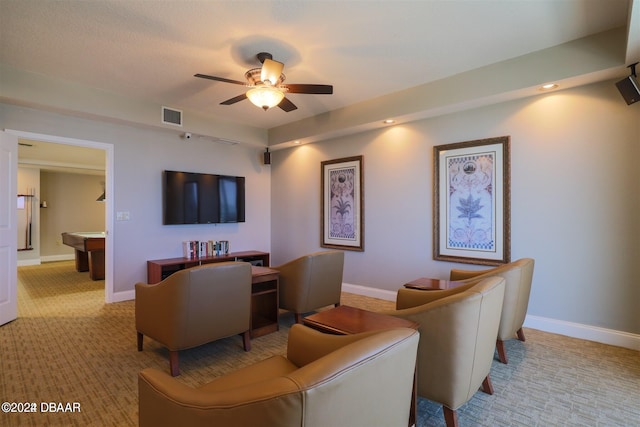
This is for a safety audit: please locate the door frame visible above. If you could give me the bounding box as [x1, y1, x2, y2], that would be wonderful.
[6, 129, 115, 303]
[0, 131, 18, 325]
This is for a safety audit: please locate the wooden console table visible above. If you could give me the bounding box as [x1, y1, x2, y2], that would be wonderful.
[249, 266, 279, 338]
[147, 250, 270, 284]
[147, 251, 276, 338]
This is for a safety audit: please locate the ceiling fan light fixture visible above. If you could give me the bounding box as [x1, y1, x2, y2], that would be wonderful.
[247, 86, 285, 111]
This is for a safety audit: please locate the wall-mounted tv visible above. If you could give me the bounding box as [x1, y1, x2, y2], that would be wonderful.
[163, 170, 245, 225]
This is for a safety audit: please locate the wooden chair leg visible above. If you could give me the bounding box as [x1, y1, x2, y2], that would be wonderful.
[294, 313, 304, 324]
[482, 375, 494, 395]
[169, 350, 180, 377]
[443, 406, 459, 427]
[517, 327, 526, 342]
[137, 332, 143, 351]
[496, 339, 508, 364]
[242, 331, 251, 351]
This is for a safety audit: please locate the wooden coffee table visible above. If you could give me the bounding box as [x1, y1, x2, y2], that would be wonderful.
[303, 305, 418, 426]
[303, 305, 418, 334]
[404, 277, 461, 290]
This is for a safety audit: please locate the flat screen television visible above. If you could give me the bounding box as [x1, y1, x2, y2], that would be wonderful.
[163, 170, 245, 224]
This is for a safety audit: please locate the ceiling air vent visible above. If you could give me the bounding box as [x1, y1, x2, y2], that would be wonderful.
[162, 106, 183, 126]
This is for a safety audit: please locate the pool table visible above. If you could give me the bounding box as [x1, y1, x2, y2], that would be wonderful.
[62, 232, 105, 281]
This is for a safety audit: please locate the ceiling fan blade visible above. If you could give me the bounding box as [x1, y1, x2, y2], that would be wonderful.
[261, 59, 284, 85]
[283, 84, 333, 94]
[278, 97, 297, 112]
[194, 73, 247, 86]
[220, 93, 247, 105]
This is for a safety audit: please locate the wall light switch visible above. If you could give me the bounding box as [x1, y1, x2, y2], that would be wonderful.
[116, 211, 130, 221]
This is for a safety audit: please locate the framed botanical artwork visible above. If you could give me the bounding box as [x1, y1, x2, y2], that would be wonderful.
[433, 136, 510, 265]
[321, 156, 364, 251]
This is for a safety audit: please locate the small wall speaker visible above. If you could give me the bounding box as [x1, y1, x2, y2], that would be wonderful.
[263, 149, 271, 165]
[615, 74, 640, 105]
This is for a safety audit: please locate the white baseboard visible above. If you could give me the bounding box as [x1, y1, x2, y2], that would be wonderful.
[343, 282, 640, 351]
[19, 255, 74, 267]
[523, 315, 640, 351]
[343, 282, 396, 301]
[108, 289, 135, 303]
[17, 259, 41, 267]
[41, 254, 75, 263]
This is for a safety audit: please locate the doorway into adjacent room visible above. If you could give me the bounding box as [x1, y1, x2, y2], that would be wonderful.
[11, 130, 114, 316]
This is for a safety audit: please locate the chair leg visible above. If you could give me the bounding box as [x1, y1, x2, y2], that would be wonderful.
[517, 327, 526, 342]
[137, 332, 143, 351]
[169, 350, 180, 377]
[443, 406, 459, 427]
[409, 365, 417, 427]
[335, 302, 340, 307]
[242, 331, 251, 351]
[482, 375, 494, 395]
[294, 313, 304, 324]
[496, 339, 508, 364]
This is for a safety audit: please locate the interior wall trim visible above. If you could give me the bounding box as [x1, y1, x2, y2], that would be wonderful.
[111, 289, 135, 303]
[40, 255, 74, 263]
[524, 314, 640, 351]
[16, 259, 41, 267]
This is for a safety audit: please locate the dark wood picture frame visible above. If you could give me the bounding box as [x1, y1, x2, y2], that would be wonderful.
[433, 136, 510, 265]
[321, 156, 364, 251]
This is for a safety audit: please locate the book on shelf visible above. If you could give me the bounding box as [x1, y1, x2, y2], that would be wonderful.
[182, 240, 230, 258]
[182, 241, 197, 258]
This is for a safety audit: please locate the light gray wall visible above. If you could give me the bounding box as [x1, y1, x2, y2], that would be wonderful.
[40, 171, 106, 257]
[2, 103, 272, 293]
[271, 79, 640, 335]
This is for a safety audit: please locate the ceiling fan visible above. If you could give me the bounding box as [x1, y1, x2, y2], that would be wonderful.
[195, 52, 333, 112]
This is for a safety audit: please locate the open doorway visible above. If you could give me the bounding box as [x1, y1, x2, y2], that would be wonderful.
[9, 129, 114, 305]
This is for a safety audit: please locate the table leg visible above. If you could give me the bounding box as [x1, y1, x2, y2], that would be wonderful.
[88, 250, 105, 280]
[75, 249, 89, 272]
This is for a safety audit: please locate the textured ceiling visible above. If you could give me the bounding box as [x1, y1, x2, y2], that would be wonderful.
[1, 0, 634, 132]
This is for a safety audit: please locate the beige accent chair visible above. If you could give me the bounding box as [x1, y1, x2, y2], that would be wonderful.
[138, 324, 419, 427]
[449, 258, 535, 364]
[135, 262, 252, 377]
[272, 250, 344, 323]
[379, 277, 505, 427]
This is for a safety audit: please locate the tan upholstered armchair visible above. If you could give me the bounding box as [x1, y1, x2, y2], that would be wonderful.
[379, 277, 505, 427]
[272, 250, 344, 323]
[138, 324, 419, 427]
[449, 258, 535, 363]
[135, 262, 252, 376]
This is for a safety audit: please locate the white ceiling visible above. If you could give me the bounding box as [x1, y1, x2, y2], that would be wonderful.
[2, 0, 637, 129]
[1, 0, 638, 166]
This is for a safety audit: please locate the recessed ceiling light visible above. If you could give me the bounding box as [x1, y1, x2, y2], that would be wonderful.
[540, 83, 558, 91]
[293, 140, 301, 145]
[383, 119, 396, 124]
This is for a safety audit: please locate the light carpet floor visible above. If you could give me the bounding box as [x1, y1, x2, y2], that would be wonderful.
[1, 261, 639, 426]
